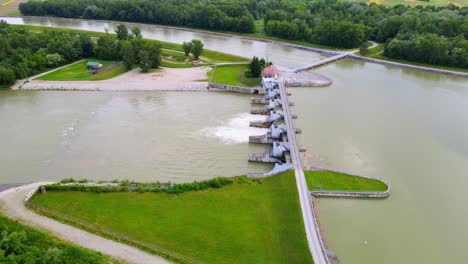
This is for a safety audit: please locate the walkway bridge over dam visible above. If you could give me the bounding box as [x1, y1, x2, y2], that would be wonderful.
[293, 52, 351, 73]
[248, 80, 331, 264]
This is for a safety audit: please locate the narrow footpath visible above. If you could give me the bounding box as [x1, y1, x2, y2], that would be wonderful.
[0, 183, 169, 264]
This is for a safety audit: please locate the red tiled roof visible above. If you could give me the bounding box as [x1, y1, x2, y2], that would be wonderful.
[262, 65, 278, 76]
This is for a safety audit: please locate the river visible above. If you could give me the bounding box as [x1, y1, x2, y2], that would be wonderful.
[1, 16, 468, 264]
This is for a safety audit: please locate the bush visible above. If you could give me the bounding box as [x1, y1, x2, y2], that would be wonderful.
[60, 178, 76, 184]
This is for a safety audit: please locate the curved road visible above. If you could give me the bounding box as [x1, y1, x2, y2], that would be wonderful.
[0, 183, 169, 264]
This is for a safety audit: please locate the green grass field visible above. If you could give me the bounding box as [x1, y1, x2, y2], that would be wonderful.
[37, 60, 119, 81]
[210, 64, 260, 87]
[0, 214, 114, 263]
[32, 172, 312, 264]
[305, 170, 388, 192]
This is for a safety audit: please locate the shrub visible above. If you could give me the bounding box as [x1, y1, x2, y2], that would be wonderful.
[60, 178, 76, 184]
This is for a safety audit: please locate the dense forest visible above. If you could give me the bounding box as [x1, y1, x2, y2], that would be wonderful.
[0, 21, 160, 86]
[19, 0, 468, 69]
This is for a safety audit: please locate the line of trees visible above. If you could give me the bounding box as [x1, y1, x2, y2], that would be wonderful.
[0, 21, 162, 86]
[19, 0, 256, 33]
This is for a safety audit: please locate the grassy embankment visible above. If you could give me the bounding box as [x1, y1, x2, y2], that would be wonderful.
[358, 43, 468, 73]
[0, 214, 115, 263]
[304, 170, 388, 192]
[208, 64, 260, 87]
[30, 170, 387, 263]
[32, 172, 312, 264]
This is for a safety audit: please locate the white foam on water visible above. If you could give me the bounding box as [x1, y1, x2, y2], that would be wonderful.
[199, 113, 267, 144]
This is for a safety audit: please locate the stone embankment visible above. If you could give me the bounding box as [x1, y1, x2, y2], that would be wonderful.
[308, 166, 391, 199]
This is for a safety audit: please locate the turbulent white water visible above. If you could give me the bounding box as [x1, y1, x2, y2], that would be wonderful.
[199, 113, 267, 144]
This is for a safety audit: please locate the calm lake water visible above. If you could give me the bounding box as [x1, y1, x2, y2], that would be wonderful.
[1, 16, 468, 264]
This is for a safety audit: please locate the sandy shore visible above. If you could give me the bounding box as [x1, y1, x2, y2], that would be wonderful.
[0, 183, 169, 264]
[15, 67, 211, 91]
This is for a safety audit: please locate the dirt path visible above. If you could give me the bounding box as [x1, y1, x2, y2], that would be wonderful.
[16, 67, 211, 91]
[0, 183, 169, 264]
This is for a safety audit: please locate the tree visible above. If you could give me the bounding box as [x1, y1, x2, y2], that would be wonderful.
[0, 67, 16, 85]
[80, 34, 95, 57]
[131, 27, 142, 39]
[145, 42, 161, 68]
[43, 247, 63, 264]
[190, 39, 204, 60]
[249, 56, 261, 77]
[115, 24, 129, 40]
[259, 58, 266, 70]
[138, 50, 151, 72]
[359, 43, 369, 56]
[120, 41, 135, 69]
[46, 53, 63, 67]
[130, 38, 145, 62]
[182, 41, 193, 56]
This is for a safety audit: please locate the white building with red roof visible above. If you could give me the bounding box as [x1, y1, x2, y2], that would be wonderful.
[261, 65, 279, 81]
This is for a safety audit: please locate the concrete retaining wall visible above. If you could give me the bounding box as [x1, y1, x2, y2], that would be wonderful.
[310, 190, 390, 198]
[208, 83, 259, 94]
[24, 186, 41, 203]
[307, 166, 391, 199]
